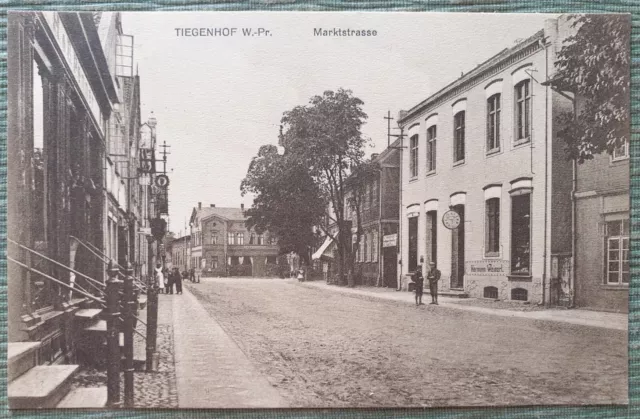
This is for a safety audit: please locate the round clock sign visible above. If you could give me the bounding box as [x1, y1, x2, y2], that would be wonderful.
[155, 174, 170, 188]
[442, 210, 461, 230]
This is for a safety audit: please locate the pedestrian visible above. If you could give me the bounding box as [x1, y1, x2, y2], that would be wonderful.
[154, 263, 164, 294]
[174, 267, 183, 294]
[413, 264, 425, 306]
[182, 269, 189, 287]
[427, 261, 441, 305]
[164, 268, 171, 294]
[189, 267, 195, 283]
[297, 268, 304, 282]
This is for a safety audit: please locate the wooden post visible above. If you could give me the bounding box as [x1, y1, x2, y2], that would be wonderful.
[123, 261, 135, 407]
[146, 271, 159, 372]
[106, 260, 123, 407]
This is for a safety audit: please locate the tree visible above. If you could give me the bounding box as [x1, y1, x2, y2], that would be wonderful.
[241, 144, 325, 265]
[280, 89, 369, 284]
[549, 14, 630, 163]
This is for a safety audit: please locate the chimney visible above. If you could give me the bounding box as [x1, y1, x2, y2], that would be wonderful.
[210, 204, 215, 207]
[397, 109, 408, 122]
[241, 203, 244, 210]
[198, 202, 202, 209]
[371, 153, 379, 161]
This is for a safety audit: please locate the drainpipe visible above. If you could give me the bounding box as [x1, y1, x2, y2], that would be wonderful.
[571, 158, 577, 308]
[397, 128, 403, 291]
[542, 38, 549, 306]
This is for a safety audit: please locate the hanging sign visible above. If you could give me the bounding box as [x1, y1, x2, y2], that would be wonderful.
[155, 174, 170, 188]
[442, 210, 461, 230]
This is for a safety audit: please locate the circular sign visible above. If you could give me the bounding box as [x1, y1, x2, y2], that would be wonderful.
[155, 174, 170, 188]
[442, 210, 461, 230]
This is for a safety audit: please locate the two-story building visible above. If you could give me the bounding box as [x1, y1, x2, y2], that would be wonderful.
[397, 17, 575, 303]
[189, 203, 280, 278]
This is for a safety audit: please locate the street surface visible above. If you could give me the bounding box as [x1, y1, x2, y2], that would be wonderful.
[187, 278, 627, 408]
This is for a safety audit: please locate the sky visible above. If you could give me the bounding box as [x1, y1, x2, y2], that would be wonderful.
[121, 12, 557, 236]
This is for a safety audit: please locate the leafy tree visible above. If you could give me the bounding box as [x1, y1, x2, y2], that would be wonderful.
[241, 144, 325, 265]
[280, 89, 369, 285]
[549, 14, 630, 163]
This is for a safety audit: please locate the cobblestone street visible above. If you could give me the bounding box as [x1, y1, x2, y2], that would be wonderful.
[186, 278, 627, 408]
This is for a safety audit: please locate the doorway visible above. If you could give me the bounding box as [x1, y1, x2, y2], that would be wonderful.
[383, 247, 398, 288]
[450, 205, 465, 289]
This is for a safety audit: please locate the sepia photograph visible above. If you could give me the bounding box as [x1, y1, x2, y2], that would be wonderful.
[6, 11, 630, 409]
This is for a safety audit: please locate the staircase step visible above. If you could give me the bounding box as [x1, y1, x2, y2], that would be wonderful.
[9, 365, 79, 409]
[57, 386, 107, 409]
[75, 309, 103, 321]
[8, 342, 41, 383]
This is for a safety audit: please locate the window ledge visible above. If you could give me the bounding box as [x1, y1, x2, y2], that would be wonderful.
[425, 170, 436, 178]
[484, 252, 501, 259]
[513, 138, 531, 148]
[610, 157, 629, 165]
[409, 176, 418, 183]
[601, 284, 629, 290]
[486, 148, 501, 157]
[508, 274, 532, 282]
[453, 159, 465, 167]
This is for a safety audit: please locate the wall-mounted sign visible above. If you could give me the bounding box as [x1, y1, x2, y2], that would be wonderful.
[383, 233, 397, 248]
[155, 174, 170, 188]
[465, 260, 509, 276]
[442, 210, 461, 230]
[139, 227, 151, 235]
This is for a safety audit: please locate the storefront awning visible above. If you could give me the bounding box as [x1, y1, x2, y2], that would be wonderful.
[312, 236, 335, 260]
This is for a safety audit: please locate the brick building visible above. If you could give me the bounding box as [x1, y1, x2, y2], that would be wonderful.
[397, 17, 576, 303]
[189, 203, 280, 278]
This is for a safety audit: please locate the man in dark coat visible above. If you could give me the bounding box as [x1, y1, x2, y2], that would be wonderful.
[414, 264, 424, 306]
[427, 262, 441, 305]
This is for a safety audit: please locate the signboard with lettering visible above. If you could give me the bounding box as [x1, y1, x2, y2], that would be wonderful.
[383, 233, 397, 248]
[465, 260, 509, 276]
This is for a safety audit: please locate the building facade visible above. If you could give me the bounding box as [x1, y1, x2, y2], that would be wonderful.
[189, 203, 280, 278]
[574, 149, 629, 312]
[170, 235, 191, 272]
[397, 18, 575, 304]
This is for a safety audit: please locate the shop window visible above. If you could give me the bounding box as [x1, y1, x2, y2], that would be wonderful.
[426, 125, 437, 173]
[606, 219, 629, 285]
[515, 80, 531, 143]
[409, 134, 418, 178]
[510, 193, 531, 275]
[453, 111, 465, 163]
[511, 288, 528, 301]
[485, 198, 500, 256]
[426, 210, 438, 265]
[484, 286, 498, 299]
[487, 94, 501, 152]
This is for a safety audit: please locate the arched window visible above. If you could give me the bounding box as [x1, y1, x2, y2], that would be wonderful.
[453, 111, 465, 163]
[484, 286, 498, 299]
[487, 93, 501, 152]
[409, 134, 419, 178]
[515, 80, 531, 142]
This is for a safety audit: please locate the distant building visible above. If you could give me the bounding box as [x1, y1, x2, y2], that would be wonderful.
[189, 203, 280, 277]
[397, 17, 576, 303]
[170, 235, 191, 272]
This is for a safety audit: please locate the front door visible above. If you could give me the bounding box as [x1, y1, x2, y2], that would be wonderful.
[450, 205, 465, 289]
[383, 247, 398, 288]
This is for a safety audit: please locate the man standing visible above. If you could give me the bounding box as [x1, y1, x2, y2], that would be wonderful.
[414, 264, 424, 306]
[427, 261, 441, 305]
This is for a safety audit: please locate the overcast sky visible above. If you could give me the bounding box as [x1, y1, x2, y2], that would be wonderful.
[121, 12, 556, 236]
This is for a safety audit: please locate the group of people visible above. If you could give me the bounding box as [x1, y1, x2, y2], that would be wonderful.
[412, 261, 441, 306]
[154, 264, 199, 295]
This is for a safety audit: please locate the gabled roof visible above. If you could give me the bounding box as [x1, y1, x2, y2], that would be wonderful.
[189, 206, 247, 225]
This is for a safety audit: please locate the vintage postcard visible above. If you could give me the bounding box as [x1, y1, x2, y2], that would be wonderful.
[6, 11, 629, 409]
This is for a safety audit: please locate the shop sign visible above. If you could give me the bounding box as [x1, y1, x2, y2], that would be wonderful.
[139, 227, 151, 235]
[465, 260, 509, 276]
[383, 233, 397, 248]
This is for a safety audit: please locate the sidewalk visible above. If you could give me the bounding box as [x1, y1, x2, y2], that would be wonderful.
[299, 280, 627, 331]
[168, 286, 287, 408]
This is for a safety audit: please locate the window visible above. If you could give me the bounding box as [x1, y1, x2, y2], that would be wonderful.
[427, 125, 437, 172]
[484, 286, 498, 299]
[212, 256, 219, 269]
[606, 219, 629, 285]
[515, 80, 531, 142]
[487, 94, 501, 152]
[372, 230, 378, 263]
[453, 111, 465, 163]
[249, 233, 256, 244]
[408, 216, 418, 272]
[269, 235, 277, 245]
[258, 234, 265, 245]
[409, 134, 418, 178]
[363, 233, 368, 262]
[612, 140, 629, 161]
[267, 255, 277, 264]
[236, 232, 244, 245]
[426, 210, 438, 265]
[510, 193, 531, 275]
[228, 232, 235, 245]
[210, 231, 218, 245]
[511, 288, 528, 301]
[485, 198, 500, 256]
